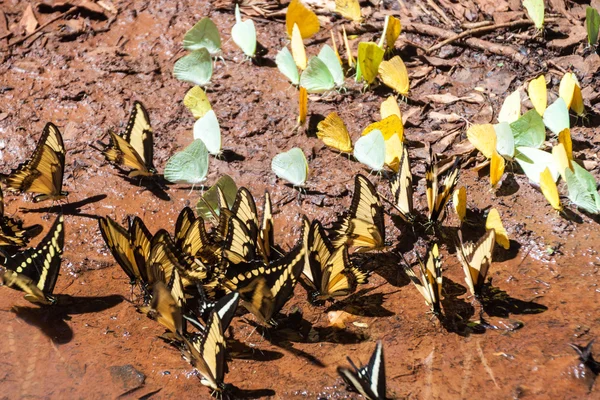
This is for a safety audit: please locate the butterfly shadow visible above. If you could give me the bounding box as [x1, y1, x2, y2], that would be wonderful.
[243, 313, 326, 367]
[437, 277, 481, 337]
[18, 194, 107, 218]
[480, 281, 548, 319]
[354, 248, 412, 288]
[226, 335, 285, 362]
[118, 173, 171, 201]
[9, 294, 123, 344]
[228, 386, 276, 399]
[325, 287, 397, 319]
[218, 149, 246, 162]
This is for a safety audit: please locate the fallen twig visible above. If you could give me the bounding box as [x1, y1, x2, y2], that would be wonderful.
[426, 18, 557, 53]
[8, 7, 77, 48]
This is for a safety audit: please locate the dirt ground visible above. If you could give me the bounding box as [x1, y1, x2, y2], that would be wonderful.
[1, 0, 600, 399]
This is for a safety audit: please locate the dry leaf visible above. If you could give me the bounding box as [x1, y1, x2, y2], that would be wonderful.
[19, 5, 38, 35]
[327, 310, 356, 328]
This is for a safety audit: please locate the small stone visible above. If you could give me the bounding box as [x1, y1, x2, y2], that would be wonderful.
[109, 364, 145, 392]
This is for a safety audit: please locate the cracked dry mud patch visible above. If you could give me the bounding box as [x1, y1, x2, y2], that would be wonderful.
[1, 0, 600, 399]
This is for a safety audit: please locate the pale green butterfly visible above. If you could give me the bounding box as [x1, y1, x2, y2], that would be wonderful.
[231, 4, 256, 58]
[300, 57, 335, 93]
[173, 48, 213, 86]
[494, 122, 515, 159]
[587, 7, 600, 46]
[565, 162, 600, 214]
[276, 47, 300, 85]
[498, 89, 521, 123]
[514, 146, 559, 185]
[271, 147, 309, 187]
[183, 17, 222, 55]
[510, 109, 545, 149]
[353, 129, 385, 172]
[164, 139, 209, 185]
[543, 97, 570, 135]
[193, 110, 221, 156]
[196, 174, 238, 219]
[523, 0, 544, 29]
[317, 44, 344, 87]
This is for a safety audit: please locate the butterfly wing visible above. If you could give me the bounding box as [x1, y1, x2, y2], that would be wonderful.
[390, 147, 414, 222]
[317, 112, 353, 153]
[258, 192, 275, 261]
[98, 216, 140, 285]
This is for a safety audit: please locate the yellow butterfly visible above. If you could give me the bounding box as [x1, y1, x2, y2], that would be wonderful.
[467, 123, 496, 159]
[380, 96, 401, 119]
[286, 0, 320, 39]
[485, 208, 509, 249]
[378, 56, 409, 96]
[335, 0, 362, 22]
[381, 15, 402, 52]
[316, 112, 353, 153]
[490, 151, 505, 188]
[291, 23, 307, 70]
[342, 26, 355, 68]
[552, 143, 572, 180]
[298, 86, 308, 125]
[183, 86, 212, 119]
[559, 72, 585, 116]
[384, 133, 404, 172]
[357, 42, 384, 85]
[528, 75, 547, 115]
[453, 186, 467, 222]
[539, 167, 562, 211]
[558, 128, 573, 161]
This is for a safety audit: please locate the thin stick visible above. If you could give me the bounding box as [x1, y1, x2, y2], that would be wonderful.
[426, 18, 557, 53]
[9, 7, 77, 48]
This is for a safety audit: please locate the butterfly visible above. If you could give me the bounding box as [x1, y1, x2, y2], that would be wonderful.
[540, 167, 562, 211]
[528, 75, 547, 115]
[183, 17, 222, 55]
[271, 147, 309, 187]
[142, 279, 185, 340]
[330, 174, 385, 252]
[0, 214, 64, 305]
[193, 110, 221, 156]
[98, 215, 153, 288]
[231, 4, 256, 58]
[103, 101, 157, 178]
[335, 0, 361, 22]
[379, 15, 401, 52]
[298, 86, 308, 126]
[0, 187, 42, 247]
[258, 192, 275, 262]
[276, 46, 300, 85]
[300, 45, 345, 93]
[401, 243, 442, 315]
[380, 96, 401, 120]
[389, 146, 414, 223]
[317, 112, 353, 153]
[356, 42, 384, 85]
[456, 229, 496, 298]
[184, 85, 212, 119]
[378, 56, 409, 96]
[164, 139, 209, 185]
[543, 98, 570, 135]
[337, 341, 387, 400]
[220, 210, 257, 265]
[285, 0, 320, 39]
[174, 48, 214, 87]
[353, 130, 385, 172]
[425, 148, 461, 225]
[4, 122, 68, 203]
[182, 299, 234, 396]
[485, 208, 510, 249]
[304, 220, 367, 301]
[174, 207, 220, 265]
[452, 186, 467, 222]
[291, 23, 307, 70]
[223, 218, 307, 325]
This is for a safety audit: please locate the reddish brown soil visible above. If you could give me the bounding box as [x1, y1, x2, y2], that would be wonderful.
[1, 1, 600, 399]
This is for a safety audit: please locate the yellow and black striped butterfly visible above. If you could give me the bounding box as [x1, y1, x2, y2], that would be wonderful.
[456, 229, 496, 298]
[304, 220, 367, 301]
[174, 207, 220, 265]
[337, 341, 387, 400]
[182, 293, 239, 397]
[330, 174, 385, 252]
[220, 209, 257, 265]
[223, 218, 308, 325]
[0, 187, 42, 247]
[389, 147, 414, 223]
[402, 243, 442, 315]
[426, 148, 461, 224]
[258, 191, 275, 261]
[103, 101, 157, 177]
[0, 214, 64, 305]
[142, 279, 185, 340]
[4, 123, 68, 203]
[98, 215, 151, 287]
